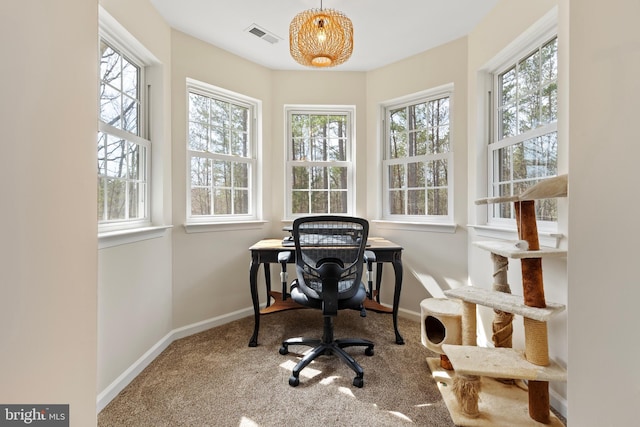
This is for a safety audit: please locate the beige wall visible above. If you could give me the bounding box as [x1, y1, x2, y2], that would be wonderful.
[568, 0, 640, 424]
[0, 0, 98, 425]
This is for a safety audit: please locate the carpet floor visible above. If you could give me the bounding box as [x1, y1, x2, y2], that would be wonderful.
[98, 309, 456, 426]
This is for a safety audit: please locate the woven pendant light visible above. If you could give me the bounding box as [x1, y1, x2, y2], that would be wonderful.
[289, 1, 353, 68]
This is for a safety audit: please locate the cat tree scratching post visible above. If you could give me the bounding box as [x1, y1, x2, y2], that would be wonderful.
[491, 252, 514, 349]
[515, 199, 550, 423]
[452, 300, 481, 417]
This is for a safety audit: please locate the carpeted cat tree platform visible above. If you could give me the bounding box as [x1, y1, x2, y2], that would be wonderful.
[427, 356, 564, 426]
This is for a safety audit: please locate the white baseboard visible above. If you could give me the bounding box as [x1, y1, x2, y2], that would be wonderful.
[550, 387, 568, 419]
[398, 306, 420, 322]
[170, 306, 255, 341]
[96, 330, 173, 413]
[96, 306, 255, 413]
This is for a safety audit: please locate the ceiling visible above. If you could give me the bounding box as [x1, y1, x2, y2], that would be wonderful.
[150, 0, 499, 72]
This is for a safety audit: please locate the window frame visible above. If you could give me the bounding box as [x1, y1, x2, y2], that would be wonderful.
[98, 21, 151, 233]
[380, 84, 454, 225]
[487, 30, 559, 230]
[185, 79, 261, 224]
[284, 105, 356, 219]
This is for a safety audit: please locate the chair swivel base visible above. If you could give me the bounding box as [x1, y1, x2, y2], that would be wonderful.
[279, 337, 374, 388]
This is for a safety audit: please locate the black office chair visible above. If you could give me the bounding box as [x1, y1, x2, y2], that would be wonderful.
[279, 215, 375, 388]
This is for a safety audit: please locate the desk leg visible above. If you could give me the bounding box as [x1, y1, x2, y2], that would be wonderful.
[375, 263, 383, 304]
[392, 253, 405, 345]
[264, 263, 271, 308]
[249, 257, 261, 347]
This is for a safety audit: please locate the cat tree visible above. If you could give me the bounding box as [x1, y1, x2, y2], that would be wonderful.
[425, 175, 568, 426]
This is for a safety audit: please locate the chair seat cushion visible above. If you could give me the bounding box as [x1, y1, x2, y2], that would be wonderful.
[290, 281, 367, 311]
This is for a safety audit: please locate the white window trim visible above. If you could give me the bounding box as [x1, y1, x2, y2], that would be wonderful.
[468, 224, 562, 248]
[476, 7, 560, 236]
[373, 220, 457, 234]
[284, 105, 356, 220]
[379, 83, 455, 227]
[99, 225, 173, 249]
[98, 7, 169, 247]
[99, 24, 150, 231]
[185, 78, 262, 226]
[183, 221, 267, 234]
[97, 122, 152, 231]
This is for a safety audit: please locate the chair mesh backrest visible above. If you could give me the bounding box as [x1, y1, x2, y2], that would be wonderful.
[293, 216, 369, 300]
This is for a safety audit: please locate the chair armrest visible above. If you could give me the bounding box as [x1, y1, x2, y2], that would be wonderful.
[278, 251, 292, 264]
[364, 250, 376, 264]
[362, 250, 375, 304]
[278, 251, 292, 297]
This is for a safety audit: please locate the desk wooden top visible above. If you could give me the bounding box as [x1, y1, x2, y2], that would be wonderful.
[249, 237, 403, 252]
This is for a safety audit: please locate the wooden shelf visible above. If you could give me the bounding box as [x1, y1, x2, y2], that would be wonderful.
[444, 287, 565, 321]
[473, 240, 567, 259]
[261, 291, 392, 315]
[260, 292, 306, 314]
[363, 296, 393, 313]
[442, 344, 567, 382]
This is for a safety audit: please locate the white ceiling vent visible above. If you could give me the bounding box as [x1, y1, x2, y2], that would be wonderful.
[245, 24, 281, 44]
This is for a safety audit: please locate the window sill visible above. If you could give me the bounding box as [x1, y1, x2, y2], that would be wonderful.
[469, 224, 563, 248]
[183, 220, 268, 234]
[372, 220, 457, 234]
[99, 225, 173, 249]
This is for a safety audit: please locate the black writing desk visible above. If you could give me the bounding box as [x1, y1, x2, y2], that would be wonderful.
[248, 237, 404, 347]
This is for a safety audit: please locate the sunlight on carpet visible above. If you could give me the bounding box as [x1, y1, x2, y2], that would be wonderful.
[239, 416, 259, 427]
[388, 411, 413, 422]
[337, 386, 355, 397]
[319, 376, 341, 386]
[279, 359, 322, 379]
[415, 403, 438, 408]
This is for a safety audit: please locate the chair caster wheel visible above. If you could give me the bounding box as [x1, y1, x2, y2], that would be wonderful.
[365, 346, 374, 356]
[279, 346, 288, 355]
[289, 376, 300, 387]
[353, 376, 364, 388]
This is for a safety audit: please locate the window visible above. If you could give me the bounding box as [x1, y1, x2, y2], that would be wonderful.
[187, 80, 259, 222]
[286, 106, 355, 218]
[489, 36, 558, 223]
[382, 86, 453, 222]
[98, 38, 149, 228]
